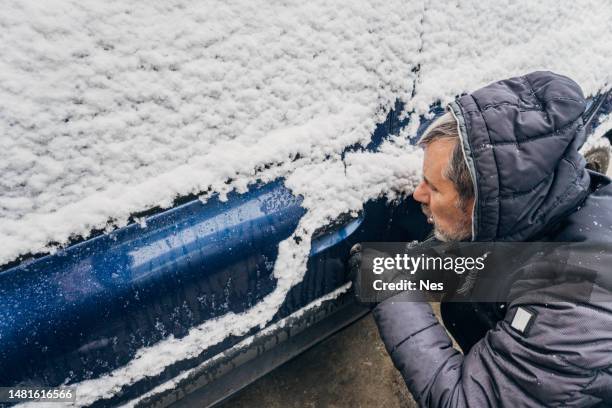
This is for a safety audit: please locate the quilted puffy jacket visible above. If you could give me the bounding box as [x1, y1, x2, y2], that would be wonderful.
[373, 71, 612, 407]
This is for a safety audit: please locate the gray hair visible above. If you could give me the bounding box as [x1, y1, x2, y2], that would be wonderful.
[418, 112, 474, 208]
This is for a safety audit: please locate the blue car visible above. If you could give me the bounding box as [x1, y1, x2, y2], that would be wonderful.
[1, 91, 610, 407]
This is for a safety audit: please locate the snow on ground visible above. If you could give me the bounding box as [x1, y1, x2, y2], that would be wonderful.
[4, 0, 612, 405]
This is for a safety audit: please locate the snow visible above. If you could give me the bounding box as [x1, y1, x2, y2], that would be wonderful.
[0, 0, 423, 266]
[581, 112, 612, 160]
[1, 0, 611, 266]
[3, 0, 612, 405]
[593, 114, 612, 142]
[18, 283, 353, 408]
[117, 282, 353, 408]
[407, 1, 612, 119]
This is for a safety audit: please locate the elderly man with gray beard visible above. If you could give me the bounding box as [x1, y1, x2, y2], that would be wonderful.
[367, 71, 612, 407]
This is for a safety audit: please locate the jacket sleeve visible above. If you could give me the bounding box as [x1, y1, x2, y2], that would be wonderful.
[372, 295, 602, 407]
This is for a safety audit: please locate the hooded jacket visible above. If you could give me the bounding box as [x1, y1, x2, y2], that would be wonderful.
[373, 71, 612, 407]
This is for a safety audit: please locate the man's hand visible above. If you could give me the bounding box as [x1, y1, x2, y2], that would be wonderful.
[347, 243, 362, 283]
[348, 243, 377, 307]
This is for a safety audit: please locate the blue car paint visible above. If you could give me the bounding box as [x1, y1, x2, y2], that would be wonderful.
[310, 217, 364, 255]
[0, 92, 608, 401]
[0, 180, 306, 384]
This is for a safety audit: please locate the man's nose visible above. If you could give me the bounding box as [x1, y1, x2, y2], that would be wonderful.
[412, 181, 429, 204]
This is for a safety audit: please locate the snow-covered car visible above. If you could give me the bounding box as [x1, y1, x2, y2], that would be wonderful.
[2, 2, 612, 406]
[1, 90, 610, 407]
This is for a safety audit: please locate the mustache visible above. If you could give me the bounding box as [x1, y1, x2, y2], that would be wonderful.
[421, 205, 434, 224]
[421, 204, 431, 217]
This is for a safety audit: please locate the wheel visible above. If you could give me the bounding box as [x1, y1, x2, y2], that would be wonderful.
[584, 145, 611, 174]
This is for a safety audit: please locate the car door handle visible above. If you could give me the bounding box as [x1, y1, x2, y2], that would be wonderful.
[310, 215, 364, 255]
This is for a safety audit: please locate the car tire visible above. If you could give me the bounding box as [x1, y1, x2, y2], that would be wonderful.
[584, 144, 611, 174]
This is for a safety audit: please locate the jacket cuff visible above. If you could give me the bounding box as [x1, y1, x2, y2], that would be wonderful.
[372, 295, 437, 350]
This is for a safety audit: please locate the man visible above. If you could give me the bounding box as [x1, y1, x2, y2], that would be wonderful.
[372, 71, 612, 406]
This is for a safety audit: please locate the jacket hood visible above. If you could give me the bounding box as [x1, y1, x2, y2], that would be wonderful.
[447, 71, 591, 242]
